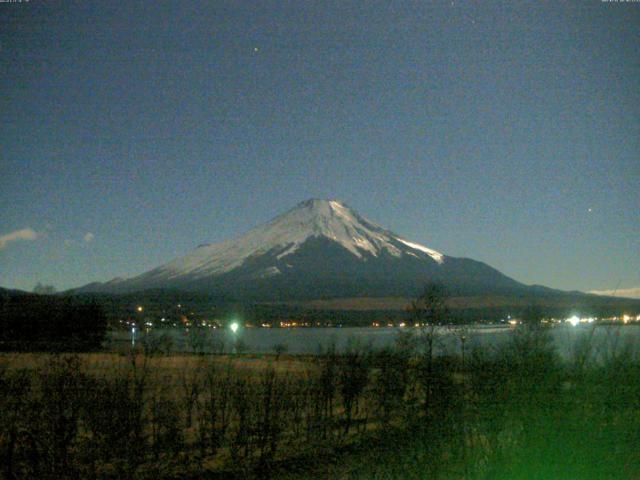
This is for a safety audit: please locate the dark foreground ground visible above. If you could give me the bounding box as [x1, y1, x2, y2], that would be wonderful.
[1, 326, 638, 479]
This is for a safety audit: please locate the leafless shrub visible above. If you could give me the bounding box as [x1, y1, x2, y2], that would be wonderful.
[29, 355, 87, 478]
[79, 351, 151, 477]
[227, 375, 257, 471]
[195, 360, 232, 461]
[307, 344, 339, 443]
[179, 357, 203, 429]
[254, 366, 289, 473]
[372, 347, 410, 425]
[338, 343, 370, 437]
[272, 342, 288, 360]
[141, 332, 174, 356]
[148, 383, 182, 465]
[0, 368, 32, 479]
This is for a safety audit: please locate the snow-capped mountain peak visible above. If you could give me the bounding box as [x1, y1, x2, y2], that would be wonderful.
[150, 199, 444, 281]
[75, 199, 533, 298]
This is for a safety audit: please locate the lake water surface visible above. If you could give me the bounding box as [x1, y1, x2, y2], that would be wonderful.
[109, 324, 640, 361]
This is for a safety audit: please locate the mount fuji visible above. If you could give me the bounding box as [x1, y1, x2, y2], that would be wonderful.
[77, 199, 535, 300]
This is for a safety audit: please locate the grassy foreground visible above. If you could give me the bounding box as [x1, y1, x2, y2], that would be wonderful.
[0, 326, 639, 479]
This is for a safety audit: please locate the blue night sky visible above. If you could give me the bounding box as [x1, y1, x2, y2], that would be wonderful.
[1, 1, 638, 293]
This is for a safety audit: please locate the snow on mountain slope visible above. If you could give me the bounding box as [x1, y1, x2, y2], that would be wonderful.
[148, 199, 444, 281]
[588, 287, 640, 299]
[396, 238, 444, 263]
[72, 198, 538, 298]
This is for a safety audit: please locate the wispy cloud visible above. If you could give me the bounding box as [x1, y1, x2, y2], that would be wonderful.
[0, 228, 38, 250]
[83, 232, 95, 243]
[589, 287, 640, 299]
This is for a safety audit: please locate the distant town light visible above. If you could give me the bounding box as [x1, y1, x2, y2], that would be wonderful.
[136, 306, 143, 312]
[230, 322, 239, 333]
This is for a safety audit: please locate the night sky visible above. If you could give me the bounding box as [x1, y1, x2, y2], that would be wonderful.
[1, 1, 638, 294]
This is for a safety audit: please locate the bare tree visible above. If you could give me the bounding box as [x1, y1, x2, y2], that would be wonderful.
[407, 284, 451, 420]
[408, 283, 449, 363]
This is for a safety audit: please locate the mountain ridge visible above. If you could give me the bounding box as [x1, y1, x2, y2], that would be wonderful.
[74, 199, 559, 300]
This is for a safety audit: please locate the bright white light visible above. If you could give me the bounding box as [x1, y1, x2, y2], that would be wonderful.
[230, 322, 239, 333]
[136, 306, 143, 312]
[567, 316, 579, 327]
